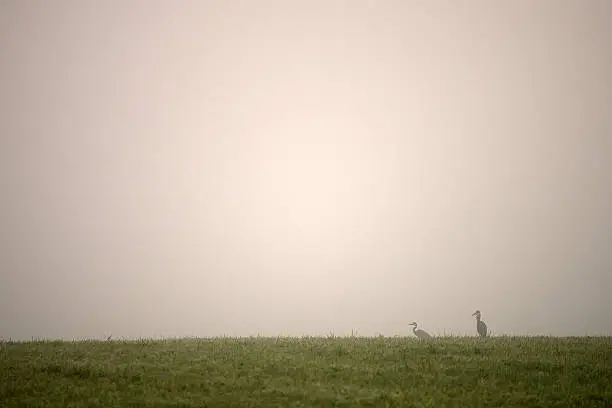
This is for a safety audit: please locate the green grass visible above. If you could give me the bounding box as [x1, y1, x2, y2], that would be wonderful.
[1, 336, 611, 407]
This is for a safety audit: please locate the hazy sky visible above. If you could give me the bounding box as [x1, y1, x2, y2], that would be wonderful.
[1, 1, 611, 340]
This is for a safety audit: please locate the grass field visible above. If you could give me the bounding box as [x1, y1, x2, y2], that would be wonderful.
[1, 336, 611, 407]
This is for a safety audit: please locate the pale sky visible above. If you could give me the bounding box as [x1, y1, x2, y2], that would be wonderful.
[1, 1, 611, 340]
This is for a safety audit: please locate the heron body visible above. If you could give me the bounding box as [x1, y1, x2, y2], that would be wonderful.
[472, 310, 488, 337]
[409, 322, 431, 339]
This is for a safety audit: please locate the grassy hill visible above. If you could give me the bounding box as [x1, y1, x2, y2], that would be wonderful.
[1, 336, 611, 407]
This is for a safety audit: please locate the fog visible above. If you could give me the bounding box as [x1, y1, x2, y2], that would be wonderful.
[1, 1, 611, 340]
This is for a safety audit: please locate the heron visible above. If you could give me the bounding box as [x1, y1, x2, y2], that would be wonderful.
[472, 310, 488, 337]
[409, 322, 432, 339]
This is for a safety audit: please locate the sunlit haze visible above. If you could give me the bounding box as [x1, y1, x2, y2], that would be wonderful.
[1, 1, 611, 340]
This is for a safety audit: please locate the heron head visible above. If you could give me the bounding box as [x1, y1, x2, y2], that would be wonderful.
[409, 322, 417, 327]
[472, 310, 481, 318]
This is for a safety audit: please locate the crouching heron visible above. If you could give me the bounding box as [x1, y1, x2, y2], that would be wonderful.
[409, 322, 432, 339]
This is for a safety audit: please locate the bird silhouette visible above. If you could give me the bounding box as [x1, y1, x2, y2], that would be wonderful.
[472, 310, 488, 337]
[409, 322, 432, 339]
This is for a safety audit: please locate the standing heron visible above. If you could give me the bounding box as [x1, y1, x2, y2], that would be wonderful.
[409, 322, 432, 339]
[472, 310, 488, 337]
